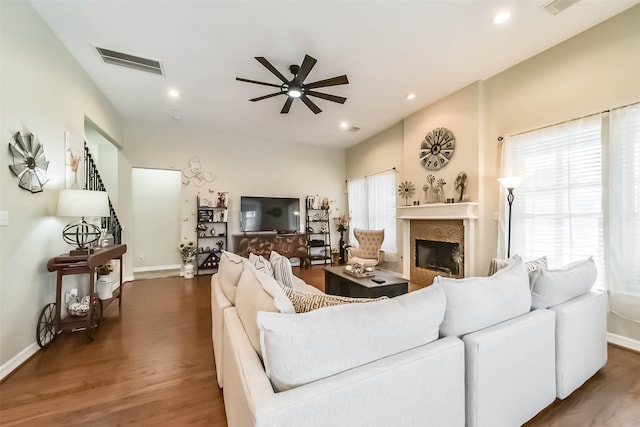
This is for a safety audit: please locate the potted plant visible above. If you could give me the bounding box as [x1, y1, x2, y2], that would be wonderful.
[178, 241, 197, 279]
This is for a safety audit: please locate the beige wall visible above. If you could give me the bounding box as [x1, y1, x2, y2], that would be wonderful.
[347, 5, 640, 340]
[0, 1, 123, 372]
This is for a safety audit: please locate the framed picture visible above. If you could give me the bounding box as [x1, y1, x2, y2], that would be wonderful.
[65, 131, 85, 189]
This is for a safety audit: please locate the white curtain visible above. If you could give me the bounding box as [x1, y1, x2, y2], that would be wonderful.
[608, 104, 640, 321]
[347, 170, 397, 257]
[501, 104, 640, 323]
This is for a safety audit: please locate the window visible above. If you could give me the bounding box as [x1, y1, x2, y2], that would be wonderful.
[502, 103, 640, 320]
[347, 170, 397, 257]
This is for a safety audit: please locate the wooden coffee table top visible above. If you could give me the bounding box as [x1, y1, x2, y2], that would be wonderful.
[323, 265, 408, 289]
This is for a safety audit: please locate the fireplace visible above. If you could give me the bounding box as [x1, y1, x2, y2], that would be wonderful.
[416, 239, 461, 276]
[397, 202, 478, 287]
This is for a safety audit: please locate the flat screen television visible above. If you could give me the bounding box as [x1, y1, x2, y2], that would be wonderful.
[240, 196, 301, 233]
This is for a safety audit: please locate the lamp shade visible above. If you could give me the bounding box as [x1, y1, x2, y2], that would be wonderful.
[497, 176, 524, 190]
[57, 189, 110, 217]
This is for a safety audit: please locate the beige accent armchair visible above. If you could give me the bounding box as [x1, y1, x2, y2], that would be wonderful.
[347, 228, 385, 267]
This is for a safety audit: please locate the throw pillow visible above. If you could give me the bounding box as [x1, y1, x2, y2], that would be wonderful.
[218, 250, 247, 305]
[435, 259, 532, 337]
[283, 287, 387, 313]
[249, 252, 273, 277]
[258, 284, 446, 392]
[487, 254, 548, 276]
[269, 250, 294, 288]
[529, 257, 597, 309]
[234, 268, 295, 359]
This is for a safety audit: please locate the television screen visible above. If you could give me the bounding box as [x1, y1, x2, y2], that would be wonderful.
[240, 196, 301, 233]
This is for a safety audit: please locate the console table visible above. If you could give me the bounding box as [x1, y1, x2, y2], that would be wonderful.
[39, 244, 127, 347]
[233, 233, 309, 266]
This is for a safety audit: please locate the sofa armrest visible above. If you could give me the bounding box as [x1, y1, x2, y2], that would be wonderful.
[223, 308, 465, 427]
[463, 309, 556, 427]
[211, 274, 233, 388]
[550, 290, 607, 399]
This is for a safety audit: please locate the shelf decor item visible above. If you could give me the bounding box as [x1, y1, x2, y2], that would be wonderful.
[334, 214, 351, 264]
[397, 181, 415, 206]
[8, 131, 50, 193]
[57, 189, 110, 255]
[96, 262, 114, 300]
[454, 171, 469, 202]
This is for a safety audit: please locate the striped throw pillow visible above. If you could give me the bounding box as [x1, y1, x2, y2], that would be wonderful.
[269, 250, 294, 288]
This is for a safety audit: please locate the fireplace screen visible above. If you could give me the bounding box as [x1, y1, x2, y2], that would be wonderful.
[415, 239, 461, 276]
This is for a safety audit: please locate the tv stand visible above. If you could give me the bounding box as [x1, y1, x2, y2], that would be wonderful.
[233, 232, 309, 267]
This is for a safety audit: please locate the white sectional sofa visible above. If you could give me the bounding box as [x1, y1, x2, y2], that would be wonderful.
[211, 251, 606, 427]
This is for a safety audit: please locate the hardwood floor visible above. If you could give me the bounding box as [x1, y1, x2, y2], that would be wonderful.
[1, 267, 638, 426]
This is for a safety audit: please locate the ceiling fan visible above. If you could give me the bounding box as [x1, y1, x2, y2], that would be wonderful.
[236, 54, 348, 114]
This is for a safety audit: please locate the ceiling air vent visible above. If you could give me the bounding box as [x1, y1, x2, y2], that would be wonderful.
[348, 126, 361, 132]
[95, 47, 163, 75]
[541, 0, 580, 15]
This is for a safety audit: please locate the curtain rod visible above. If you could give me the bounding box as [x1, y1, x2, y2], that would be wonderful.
[346, 167, 397, 183]
[498, 100, 639, 142]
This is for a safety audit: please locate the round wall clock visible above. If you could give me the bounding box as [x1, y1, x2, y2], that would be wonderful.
[419, 127, 455, 170]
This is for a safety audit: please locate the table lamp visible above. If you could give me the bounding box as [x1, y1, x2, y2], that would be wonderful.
[497, 176, 524, 258]
[57, 189, 110, 255]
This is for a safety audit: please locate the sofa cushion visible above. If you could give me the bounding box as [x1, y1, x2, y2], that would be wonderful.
[235, 268, 295, 359]
[218, 250, 247, 305]
[249, 252, 274, 277]
[529, 257, 597, 309]
[257, 285, 446, 392]
[269, 250, 294, 288]
[435, 259, 532, 337]
[487, 254, 548, 276]
[283, 287, 387, 313]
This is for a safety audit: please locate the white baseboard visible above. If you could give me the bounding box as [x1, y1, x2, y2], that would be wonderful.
[133, 264, 181, 273]
[124, 274, 135, 283]
[607, 332, 640, 352]
[0, 342, 39, 381]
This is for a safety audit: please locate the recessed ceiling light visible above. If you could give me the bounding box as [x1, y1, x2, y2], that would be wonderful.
[340, 121, 349, 130]
[168, 89, 180, 98]
[492, 11, 511, 25]
[406, 93, 416, 101]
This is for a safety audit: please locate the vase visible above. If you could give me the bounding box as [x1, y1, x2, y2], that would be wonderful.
[183, 263, 195, 279]
[96, 275, 113, 300]
[339, 231, 346, 264]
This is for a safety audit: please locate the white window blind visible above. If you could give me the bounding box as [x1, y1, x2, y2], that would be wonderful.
[347, 170, 397, 256]
[502, 116, 605, 287]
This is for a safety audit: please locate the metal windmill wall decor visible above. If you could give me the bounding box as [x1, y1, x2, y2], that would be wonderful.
[8, 131, 50, 193]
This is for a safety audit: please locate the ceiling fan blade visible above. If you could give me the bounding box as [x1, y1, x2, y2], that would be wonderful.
[249, 92, 283, 102]
[255, 57, 289, 84]
[280, 97, 294, 114]
[296, 54, 317, 83]
[300, 95, 322, 114]
[305, 75, 349, 89]
[306, 90, 347, 104]
[236, 77, 282, 88]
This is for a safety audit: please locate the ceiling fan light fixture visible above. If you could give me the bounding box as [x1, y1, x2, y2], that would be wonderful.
[287, 85, 302, 98]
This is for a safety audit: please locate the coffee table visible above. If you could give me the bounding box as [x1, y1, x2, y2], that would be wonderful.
[324, 265, 409, 299]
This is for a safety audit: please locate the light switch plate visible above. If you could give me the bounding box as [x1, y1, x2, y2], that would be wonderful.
[0, 211, 8, 226]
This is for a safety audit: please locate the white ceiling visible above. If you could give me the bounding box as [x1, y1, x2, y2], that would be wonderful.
[30, 0, 637, 149]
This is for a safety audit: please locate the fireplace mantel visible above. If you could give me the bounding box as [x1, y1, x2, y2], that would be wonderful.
[397, 202, 479, 284]
[396, 202, 478, 220]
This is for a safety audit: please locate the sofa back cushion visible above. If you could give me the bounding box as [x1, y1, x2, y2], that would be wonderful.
[257, 285, 446, 392]
[435, 260, 532, 337]
[218, 250, 247, 305]
[235, 268, 295, 359]
[269, 250, 294, 288]
[529, 257, 597, 309]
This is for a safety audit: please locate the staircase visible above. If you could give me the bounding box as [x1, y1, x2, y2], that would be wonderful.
[84, 143, 122, 244]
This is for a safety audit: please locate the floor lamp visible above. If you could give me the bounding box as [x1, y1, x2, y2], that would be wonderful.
[497, 177, 524, 258]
